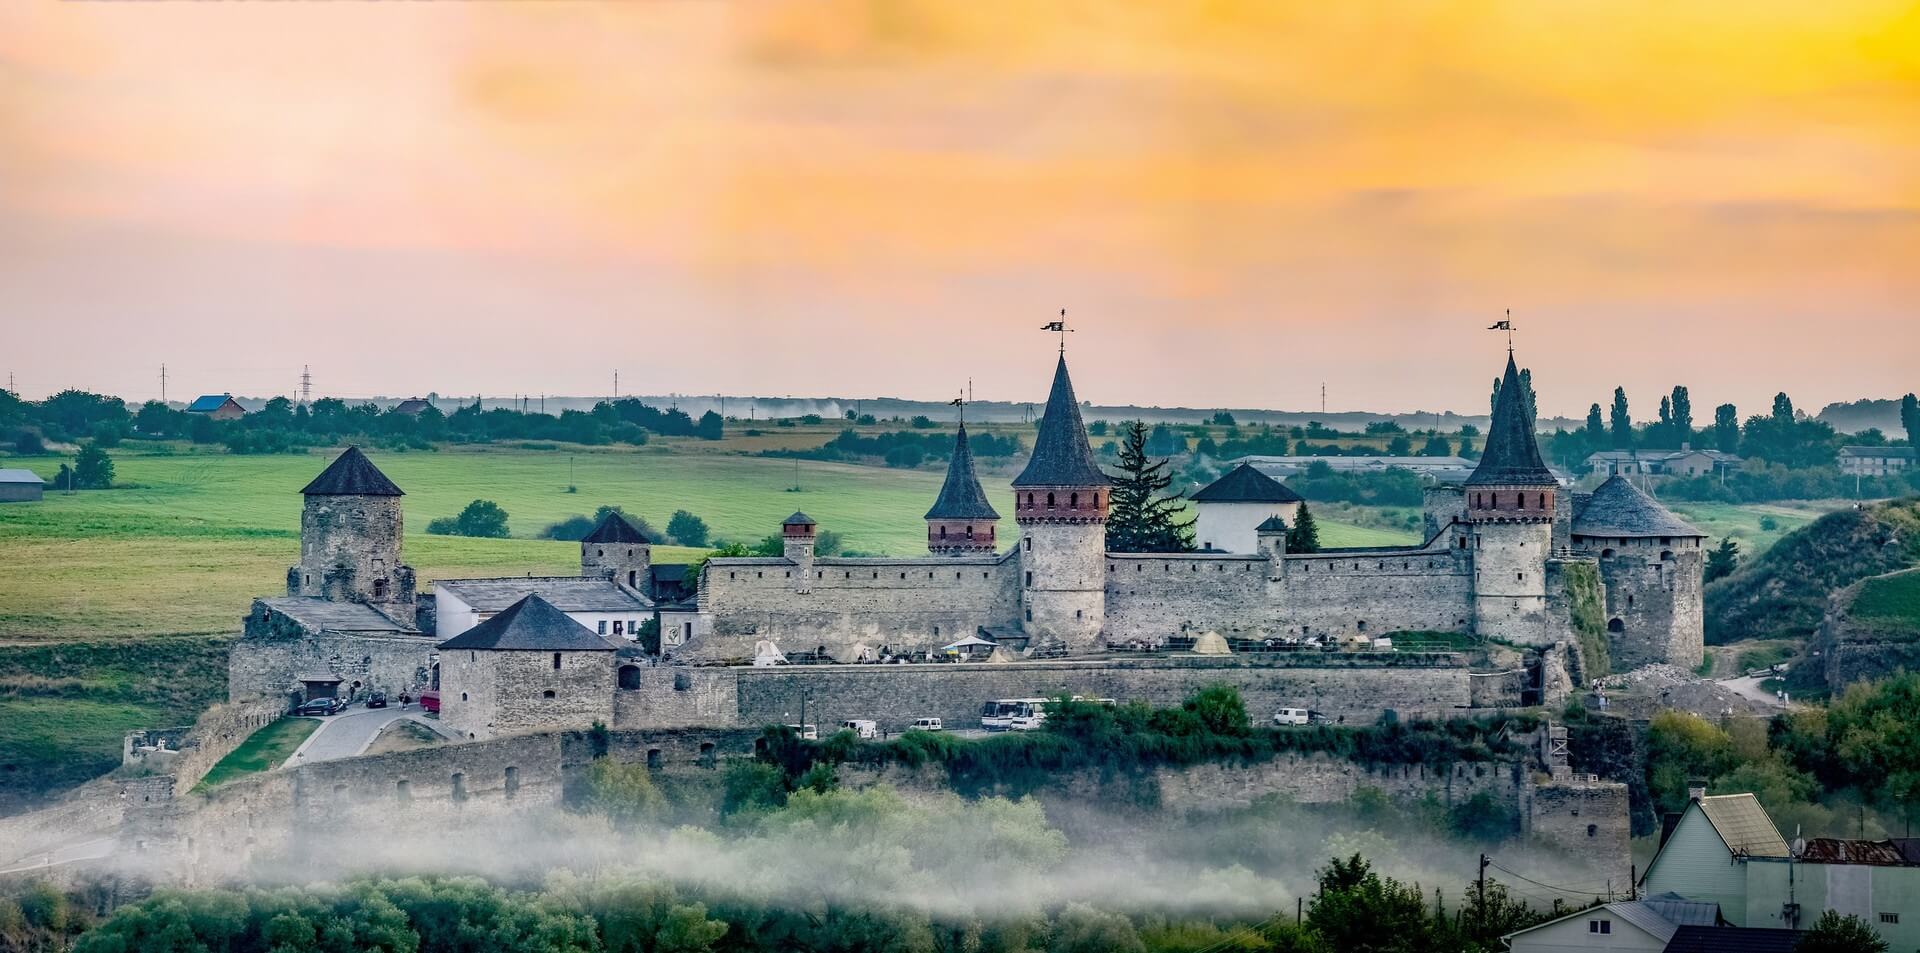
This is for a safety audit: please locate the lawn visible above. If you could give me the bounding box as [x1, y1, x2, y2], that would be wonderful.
[0, 444, 1408, 640]
[1852, 569, 1920, 626]
[1664, 499, 1848, 560]
[193, 717, 320, 790]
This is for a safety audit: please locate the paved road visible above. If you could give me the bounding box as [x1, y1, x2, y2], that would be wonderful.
[1719, 674, 1791, 708]
[286, 706, 414, 765]
[0, 837, 115, 875]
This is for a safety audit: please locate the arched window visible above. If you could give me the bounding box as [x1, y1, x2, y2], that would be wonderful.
[1046, 492, 1056, 509]
[542, 689, 556, 699]
[504, 767, 519, 798]
[1070, 492, 1079, 507]
[1607, 618, 1624, 633]
[1538, 493, 1547, 509]
[1601, 548, 1615, 558]
[965, 525, 973, 536]
[1094, 492, 1101, 508]
[1661, 550, 1674, 561]
[451, 773, 467, 803]
[939, 526, 947, 538]
[618, 665, 642, 690]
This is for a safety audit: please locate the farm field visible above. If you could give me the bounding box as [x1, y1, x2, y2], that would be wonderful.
[1664, 498, 1850, 559]
[0, 445, 1417, 641]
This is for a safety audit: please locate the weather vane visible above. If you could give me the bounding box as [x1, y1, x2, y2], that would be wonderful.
[1487, 309, 1515, 353]
[1040, 308, 1074, 354]
[949, 388, 965, 424]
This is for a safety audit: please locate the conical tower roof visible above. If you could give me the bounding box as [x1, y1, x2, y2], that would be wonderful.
[1466, 355, 1555, 487]
[300, 446, 403, 496]
[926, 423, 1000, 520]
[1573, 475, 1704, 538]
[582, 510, 649, 544]
[1012, 355, 1110, 487]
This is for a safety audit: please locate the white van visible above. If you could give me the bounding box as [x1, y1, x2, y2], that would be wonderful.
[910, 717, 943, 732]
[1273, 708, 1311, 726]
[784, 723, 818, 740]
[840, 719, 879, 740]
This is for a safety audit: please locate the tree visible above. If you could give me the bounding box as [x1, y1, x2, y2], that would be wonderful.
[696, 410, 724, 440]
[667, 510, 709, 547]
[428, 499, 510, 538]
[1287, 502, 1321, 553]
[1386, 434, 1412, 456]
[1704, 538, 1740, 582]
[1585, 404, 1606, 443]
[1715, 403, 1740, 453]
[1793, 910, 1888, 953]
[1610, 388, 1632, 448]
[73, 443, 114, 489]
[1105, 421, 1194, 553]
[1183, 684, 1251, 735]
[1670, 385, 1693, 442]
[1901, 393, 1919, 448]
[1773, 392, 1795, 423]
[1420, 436, 1452, 457]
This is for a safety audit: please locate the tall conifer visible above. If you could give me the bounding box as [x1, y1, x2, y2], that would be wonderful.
[1105, 421, 1194, 553]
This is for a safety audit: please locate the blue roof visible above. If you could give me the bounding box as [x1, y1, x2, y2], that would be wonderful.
[188, 394, 236, 412]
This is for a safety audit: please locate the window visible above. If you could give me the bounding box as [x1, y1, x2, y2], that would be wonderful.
[395, 780, 411, 802]
[1046, 492, 1056, 509]
[504, 766, 519, 798]
[1538, 493, 1547, 508]
[597, 621, 607, 635]
[1587, 824, 1598, 837]
[1881, 913, 1900, 924]
[1026, 572, 1034, 586]
[1075, 610, 1083, 620]
[542, 690, 556, 699]
[1025, 537, 1033, 551]
[613, 621, 624, 636]
[1070, 492, 1078, 507]
[1588, 920, 1610, 935]
[552, 652, 562, 669]
[372, 578, 389, 599]
[1025, 608, 1033, 622]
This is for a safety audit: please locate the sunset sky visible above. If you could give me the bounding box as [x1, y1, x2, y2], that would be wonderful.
[2, 1, 1916, 419]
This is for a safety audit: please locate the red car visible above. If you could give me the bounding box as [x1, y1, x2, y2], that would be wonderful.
[418, 690, 440, 713]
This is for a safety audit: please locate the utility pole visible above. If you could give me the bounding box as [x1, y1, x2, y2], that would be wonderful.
[613, 370, 619, 401]
[1321, 383, 1327, 414]
[1475, 853, 1489, 935]
[300, 365, 312, 406]
[159, 364, 168, 404]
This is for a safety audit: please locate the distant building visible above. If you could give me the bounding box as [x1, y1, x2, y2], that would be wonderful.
[1188, 463, 1302, 554]
[1585, 449, 1741, 479]
[1503, 892, 1720, 953]
[391, 398, 432, 416]
[436, 593, 620, 740]
[0, 468, 44, 503]
[186, 394, 246, 420]
[1642, 792, 1790, 925]
[1838, 446, 1915, 476]
[1230, 453, 1480, 483]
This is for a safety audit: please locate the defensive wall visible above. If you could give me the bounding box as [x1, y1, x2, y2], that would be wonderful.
[229, 611, 440, 702]
[614, 653, 1477, 732]
[1591, 539, 1705, 672]
[1810, 568, 1920, 694]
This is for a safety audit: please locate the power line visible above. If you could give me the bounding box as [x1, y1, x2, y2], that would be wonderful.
[300, 365, 312, 406]
[159, 364, 168, 404]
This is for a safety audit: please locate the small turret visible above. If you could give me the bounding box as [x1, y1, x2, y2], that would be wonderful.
[1255, 514, 1289, 565]
[926, 423, 1000, 554]
[782, 512, 816, 591]
[581, 511, 652, 591]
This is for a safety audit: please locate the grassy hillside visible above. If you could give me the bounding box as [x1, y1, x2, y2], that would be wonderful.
[0, 445, 1413, 641]
[1704, 498, 1920, 645]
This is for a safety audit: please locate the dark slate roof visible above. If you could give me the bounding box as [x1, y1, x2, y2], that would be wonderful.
[650, 563, 688, 584]
[436, 577, 651, 613]
[1466, 354, 1556, 487]
[1013, 355, 1111, 488]
[300, 447, 403, 497]
[1573, 475, 1704, 538]
[1796, 838, 1919, 866]
[259, 597, 417, 635]
[582, 511, 650, 544]
[1256, 515, 1290, 532]
[783, 511, 815, 527]
[926, 424, 1001, 520]
[437, 594, 619, 651]
[1662, 926, 1801, 953]
[188, 394, 237, 412]
[1191, 463, 1304, 503]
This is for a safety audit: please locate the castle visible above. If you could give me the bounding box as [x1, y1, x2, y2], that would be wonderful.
[229, 347, 1705, 738]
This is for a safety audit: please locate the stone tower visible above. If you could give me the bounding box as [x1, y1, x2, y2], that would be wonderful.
[782, 512, 816, 592]
[289, 446, 415, 611]
[1569, 475, 1707, 669]
[1465, 355, 1558, 644]
[1013, 354, 1110, 652]
[926, 422, 1000, 554]
[581, 511, 652, 591]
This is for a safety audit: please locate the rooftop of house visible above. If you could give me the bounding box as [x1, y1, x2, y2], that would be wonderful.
[1572, 475, 1705, 538]
[300, 446, 404, 497]
[0, 468, 43, 484]
[437, 594, 622, 652]
[187, 394, 239, 412]
[1586, 448, 1741, 462]
[1502, 892, 1718, 948]
[1190, 462, 1304, 504]
[1793, 837, 1920, 867]
[436, 576, 652, 613]
[1696, 793, 1791, 858]
[1839, 445, 1916, 458]
[1661, 926, 1803, 953]
[258, 597, 418, 635]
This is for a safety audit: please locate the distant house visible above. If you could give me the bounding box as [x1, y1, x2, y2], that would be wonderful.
[1642, 793, 1790, 925]
[1233, 453, 1574, 487]
[1188, 463, 1302, 554]
[186, 394, 246, 420]
[0, 468, 45, 503]
[1837, 446, 1914, 476]
[1503, 892, 1720, 953]
[391, 398, 432, 416]
[1585, 449, 1740, 479]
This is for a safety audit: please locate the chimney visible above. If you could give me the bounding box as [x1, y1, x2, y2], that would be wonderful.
[1688, 780, 1708, 803]
[1681, 441, 1692, 452]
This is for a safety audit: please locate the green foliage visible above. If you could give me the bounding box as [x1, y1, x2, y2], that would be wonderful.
[1794, 910, 1889, 953]
[1106, 421, 1195, 554]
[583, 758, 668, 827]
[1704, 499, 1920, 644]
[1284, 463, 1425, 507]
[1184, 683, 1252, 736]
[666, 509, 709, 547]
[74, 443, 115, 489]
[1288, 502, 1322, 554]
[1704, 537, 1740, 582]
[1850, 568, 1920, 626]
[428, 499, 511, 538]
[1561, 561, 1609, 680]
[1610, 387, 1632, 448]
[542, 505, 666, 543]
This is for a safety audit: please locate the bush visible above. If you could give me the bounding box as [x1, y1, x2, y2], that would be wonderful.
[427, 499, 510, 538]
[667, 510, 710, 547]
[73, 443, 114, 489]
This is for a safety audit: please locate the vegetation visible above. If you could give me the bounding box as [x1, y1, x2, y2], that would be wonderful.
[425, 499, 511, 538]
[1795, 910, 1889, 953]
[1561, 562, 1609, 680]
[1284, 462, 1425, 507]
[1703, 538, 1740, 582]
[1287, 503, 1322, 554]
[1849, 568, 1920, 628]
[541, 505, 666, 543]
[73, 444, 114, 488]
[666, 509, 709, 547]
[1107, 421, 1195, 553]
[193, 717, 320, 790]
[1703, 499, 1920, 644]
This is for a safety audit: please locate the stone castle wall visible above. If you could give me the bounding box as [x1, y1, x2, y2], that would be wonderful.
[1593, 541, 1705, 672]
[441, 649, 614, 741]
[1526, 779, 1633, 890]
[691, 554, 1022, 660]
[229, 614, 441, 702]
[297, 495, 410, 607]
[1471, 521, 1558, 644]
[612, 655, 1474, 733]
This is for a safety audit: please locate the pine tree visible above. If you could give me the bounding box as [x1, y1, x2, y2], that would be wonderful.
[1287, 502, 1321, 553]
[1105, 421, 1194, 554]
[1704, 538, 1740, 582]
[1715, 403, 1740, 453]
[1670, 385, 1693, 442]
[1584, 404, 1606, 443]
[1610, 388, 1632, 449]
[1901, 393, 1919, 448]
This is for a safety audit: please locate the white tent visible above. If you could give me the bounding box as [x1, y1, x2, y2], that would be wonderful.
[942, 634, 999, 658]
[1190, 631, 1233, 655]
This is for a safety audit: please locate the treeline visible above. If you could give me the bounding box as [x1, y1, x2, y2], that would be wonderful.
[0, 388, 724, 454]
[765, 427, 1023, 468]
[1545, 388, 1918, 471]
[1661, 463, 1920, 504]
[1283, 461, 1429, 507]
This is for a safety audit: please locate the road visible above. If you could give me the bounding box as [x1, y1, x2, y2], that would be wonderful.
[1719, 674, 1791, 709]
[285, 705, 451, 765]
[0, 836, 115, 875]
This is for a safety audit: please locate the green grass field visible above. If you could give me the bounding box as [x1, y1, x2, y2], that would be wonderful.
[0, 444, 1410, 640]
[1664, 499, 1847, 559]
[1853, 569, 1920, 626]
[193, 717, 319, 790]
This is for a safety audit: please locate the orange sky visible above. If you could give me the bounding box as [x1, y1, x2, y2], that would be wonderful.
[1, 1, 1916, 417]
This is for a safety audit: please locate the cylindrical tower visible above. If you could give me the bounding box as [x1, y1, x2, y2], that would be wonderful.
[1013, 355, 1110, 652]
[293, 446, 413, 609]
[1466, 355, 1558, 644]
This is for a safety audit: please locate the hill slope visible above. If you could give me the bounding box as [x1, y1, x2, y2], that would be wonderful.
[1704, 497, 1920, 644]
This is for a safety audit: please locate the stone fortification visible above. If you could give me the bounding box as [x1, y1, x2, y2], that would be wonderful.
[1592, 542, 1705, 671]
[230, 607, 439, 702]
[614, 654, 1475, 732]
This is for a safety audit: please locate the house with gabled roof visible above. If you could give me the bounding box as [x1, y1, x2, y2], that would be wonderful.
[1641, 793, 1790, 925]
[186, 393, 246, 420]
[1503, 891, 1720, 952]
[1188, 462, 1302, 554]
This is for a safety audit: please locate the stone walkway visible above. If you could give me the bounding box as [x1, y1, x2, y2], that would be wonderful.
[286, 705, 421, 766]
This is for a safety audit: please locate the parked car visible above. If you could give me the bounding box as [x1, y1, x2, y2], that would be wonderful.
[418, 690, 441, 713]
[1273, 707, 1310, 726]
[294, 697, 341, 716]
[840, 719, 879, 739]
[910, 717, 944, 732]
[366, 692, 388, 709]
[784, 723, 818, 740]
